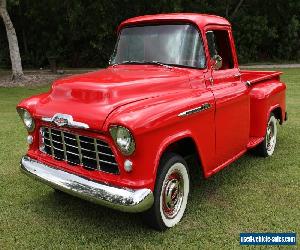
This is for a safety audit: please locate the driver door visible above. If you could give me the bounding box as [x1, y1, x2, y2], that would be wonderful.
[205, 28, 250, 166]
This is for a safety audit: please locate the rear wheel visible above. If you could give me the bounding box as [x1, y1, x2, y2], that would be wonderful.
[254, 113, 277, 157]
[144, 153, 190, 230]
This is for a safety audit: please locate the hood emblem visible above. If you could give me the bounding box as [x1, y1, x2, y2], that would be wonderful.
[42, 113, 89, 129]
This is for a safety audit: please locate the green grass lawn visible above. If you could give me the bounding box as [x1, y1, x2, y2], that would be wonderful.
[0, 69, 299, 249]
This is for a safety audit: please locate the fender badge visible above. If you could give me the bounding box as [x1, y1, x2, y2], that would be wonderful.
[178, 103, 211, 117]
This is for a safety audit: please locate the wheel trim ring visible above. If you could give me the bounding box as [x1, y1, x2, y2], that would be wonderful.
[162, 171, 184, 219]
[266, 118, 276, 153]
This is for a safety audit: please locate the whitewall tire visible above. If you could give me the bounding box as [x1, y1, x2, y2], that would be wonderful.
[254, 113, 278, 157]
[144, 153, 190, 230]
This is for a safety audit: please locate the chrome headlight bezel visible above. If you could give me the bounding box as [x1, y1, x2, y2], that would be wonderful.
[17, 108, 35, 132]
[109, 125, 135, 155]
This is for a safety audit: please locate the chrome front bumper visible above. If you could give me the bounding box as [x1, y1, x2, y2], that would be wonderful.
[20, 156, 154, 213]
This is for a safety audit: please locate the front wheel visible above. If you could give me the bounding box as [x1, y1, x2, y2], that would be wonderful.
[254, 113, 278, 157]
[144, 153, 190, 230]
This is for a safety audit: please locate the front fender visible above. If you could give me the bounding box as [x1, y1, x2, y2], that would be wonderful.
[154, 130, 193, 173]
[103, 89, 215, 189]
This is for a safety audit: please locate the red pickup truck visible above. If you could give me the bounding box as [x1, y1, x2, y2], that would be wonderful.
[17, 13, 287, 230]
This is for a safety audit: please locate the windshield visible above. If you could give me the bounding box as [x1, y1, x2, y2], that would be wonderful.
[110, 24, 206, 68]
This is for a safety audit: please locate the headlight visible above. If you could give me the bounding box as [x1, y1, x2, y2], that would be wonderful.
[109, 126, 135, 155]
[17, 108, 35, 132]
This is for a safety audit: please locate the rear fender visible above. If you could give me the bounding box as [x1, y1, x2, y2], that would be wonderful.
[249, 80, 286, 137]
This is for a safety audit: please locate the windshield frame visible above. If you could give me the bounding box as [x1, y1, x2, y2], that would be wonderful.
[109, 22, 207, 70]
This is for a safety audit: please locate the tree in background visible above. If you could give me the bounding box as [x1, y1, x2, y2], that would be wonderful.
[0, 0, 299, 69]
[0, 0, 23, 80]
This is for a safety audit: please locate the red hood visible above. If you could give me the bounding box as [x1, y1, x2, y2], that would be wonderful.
[31, 65, 192, 130]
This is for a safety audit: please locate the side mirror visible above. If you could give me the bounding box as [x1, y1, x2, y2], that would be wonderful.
[211, 55, 222, 70]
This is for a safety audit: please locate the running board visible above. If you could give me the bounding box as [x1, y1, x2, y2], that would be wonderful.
[247, 137, 264, 149]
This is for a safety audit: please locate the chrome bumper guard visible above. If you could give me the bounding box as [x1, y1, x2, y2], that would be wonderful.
[20, 156, 154, 213]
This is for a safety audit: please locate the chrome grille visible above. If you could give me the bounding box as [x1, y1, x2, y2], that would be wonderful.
[40, 127, 119, 174]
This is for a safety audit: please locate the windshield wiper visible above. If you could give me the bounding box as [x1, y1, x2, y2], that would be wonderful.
[111, 60, 144, 66]
[112, 60, 173, 68]
[144, 61, 173, 68]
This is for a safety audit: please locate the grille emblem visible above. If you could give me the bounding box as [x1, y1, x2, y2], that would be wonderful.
[53, 116, 69, 127]
[42, 113, 89, 129]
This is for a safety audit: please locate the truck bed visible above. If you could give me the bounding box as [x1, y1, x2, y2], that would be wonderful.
[240, 70, 282, 85]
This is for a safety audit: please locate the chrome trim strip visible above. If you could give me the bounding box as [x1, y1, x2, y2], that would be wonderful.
[44, 137, 62, 145]
[64, 135, 77, 141]
[178, 103, 211, 117]
[94, 138, 101, 170]
[76, 134, 83, 165]
[66, 150, 79, 156]
[80, 140, 98, 146]
[81, 147, 96, 153]
[49, 131, 61, 137]
[20, 156, 154, 213]
[97, 144, 110, 149]
[60, 131, 68, 161]
[64, 142, 78, 149]
[53, 146, 64, 152]
[42, 113, 89, 129]
[98, 151, 114, 157]
[48, 128, 55, 157]
[99, 159, 118, 166]
[82, 155, 96, 161]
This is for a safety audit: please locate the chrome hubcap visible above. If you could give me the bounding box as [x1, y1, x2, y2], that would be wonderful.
[162, 171, 184, 219]
[266, 120, 276, 153]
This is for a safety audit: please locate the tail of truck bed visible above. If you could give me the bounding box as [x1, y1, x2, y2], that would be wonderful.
[240, 70, 286, 143]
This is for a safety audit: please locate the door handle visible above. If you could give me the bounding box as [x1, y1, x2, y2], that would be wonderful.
[244, 81, 251, 87]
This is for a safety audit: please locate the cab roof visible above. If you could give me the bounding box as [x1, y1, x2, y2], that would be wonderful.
[118, 13, 231, 32]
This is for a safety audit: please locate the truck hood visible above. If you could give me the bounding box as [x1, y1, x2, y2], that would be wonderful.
[34, 65, 191, 130]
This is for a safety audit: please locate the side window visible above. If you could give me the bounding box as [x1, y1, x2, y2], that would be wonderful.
[206, 30, 234, 70]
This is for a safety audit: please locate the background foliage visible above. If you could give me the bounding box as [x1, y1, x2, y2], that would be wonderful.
[0, 0, 299, 69]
